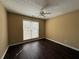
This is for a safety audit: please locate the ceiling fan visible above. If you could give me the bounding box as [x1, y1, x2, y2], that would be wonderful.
[40, 10, 51, 17]
[40, 3, 51, 17]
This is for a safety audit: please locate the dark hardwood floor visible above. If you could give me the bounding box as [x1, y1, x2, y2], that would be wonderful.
[4, 39, 79, 59]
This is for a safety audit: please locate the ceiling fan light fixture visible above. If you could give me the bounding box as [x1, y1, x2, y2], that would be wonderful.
[40, 10, 51, 17]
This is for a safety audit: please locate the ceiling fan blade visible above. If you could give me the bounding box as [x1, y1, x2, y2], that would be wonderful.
[44, 12, 51, 14]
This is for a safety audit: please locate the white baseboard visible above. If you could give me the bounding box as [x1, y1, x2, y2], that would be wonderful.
[1, 46, 9, 59]
[9, 38, 45, 47]
[47, 38, 79, 51]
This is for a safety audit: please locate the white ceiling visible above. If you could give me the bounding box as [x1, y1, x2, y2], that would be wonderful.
[0, 0, 79, 19]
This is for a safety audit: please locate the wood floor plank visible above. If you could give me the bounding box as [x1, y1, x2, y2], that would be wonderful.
[4, 39, 79, 59]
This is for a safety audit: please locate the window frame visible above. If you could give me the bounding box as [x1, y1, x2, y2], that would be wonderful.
[23, 19, 39, 40]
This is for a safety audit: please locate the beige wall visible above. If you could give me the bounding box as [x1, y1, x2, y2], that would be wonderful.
[46, 10, 79, 49]
[0, 3, 8, 58]
[8, 13, 45, 45]
[8, 13, 23, 45]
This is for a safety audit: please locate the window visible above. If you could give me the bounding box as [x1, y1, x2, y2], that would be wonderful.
[23, 20, 39, 40]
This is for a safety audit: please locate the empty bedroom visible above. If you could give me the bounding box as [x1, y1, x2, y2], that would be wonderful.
[0, 0, 79, 59]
